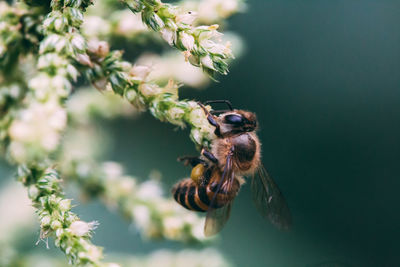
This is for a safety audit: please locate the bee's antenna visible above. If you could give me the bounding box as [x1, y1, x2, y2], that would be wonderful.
[204, 100, 233, 111]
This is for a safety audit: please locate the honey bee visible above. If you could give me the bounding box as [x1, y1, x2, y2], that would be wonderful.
[172, 100, 292, 236]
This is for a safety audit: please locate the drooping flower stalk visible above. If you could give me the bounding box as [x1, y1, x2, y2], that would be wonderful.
[17, 165, 112, 266]
[84, 41, 215, 149]
[123, 0, 234, 77]
[1, 1, 115, 266]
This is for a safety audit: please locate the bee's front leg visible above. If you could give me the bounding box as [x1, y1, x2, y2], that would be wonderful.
[197, 102, 222, 137]
[177, 156, 206, 167]
[201, 148, 219, 164]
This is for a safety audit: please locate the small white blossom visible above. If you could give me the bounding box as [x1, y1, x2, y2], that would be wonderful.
[69, 220, 98, 237]
[153, 13, 165, 29]
[130, 65, 151, 81]
[87, 245, 103, 261]
[200, 55, 215, 70]
[176, 11, 198, 25]
[163, 216, 184, 239]
[71, 35, 85, 51]
[160, 28, 176, 45]
[137, 180, 163, 200]
[59, 199, 71, 211]
[168, 107, 185, 121]
[180, 32, 195, 50]
[103, 161, 124, 179]
[51, 220, 62, 230]
[41, 215, 51, 226]
[132, 205, 150, 229]
[125, 89, 137, 102]
[139, 83, 162, 97]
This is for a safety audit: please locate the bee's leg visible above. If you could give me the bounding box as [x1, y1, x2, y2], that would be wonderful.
[197, 102, 222, 137]
[204, 100, 233, 111]
[178, 156, 206, 167]
[201, 148, 219, 164]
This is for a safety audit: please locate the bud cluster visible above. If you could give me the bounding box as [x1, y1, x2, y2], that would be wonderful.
[17, 166, 112, 267]
[124, 0, 234, 77]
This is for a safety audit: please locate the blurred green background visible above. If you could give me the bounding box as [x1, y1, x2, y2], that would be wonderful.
[1, 0, 400, 266]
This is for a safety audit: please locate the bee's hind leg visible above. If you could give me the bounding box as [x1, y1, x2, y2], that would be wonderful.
[178, 156, 206, 167]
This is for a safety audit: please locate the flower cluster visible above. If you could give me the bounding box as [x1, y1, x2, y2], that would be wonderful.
[16, 166, 112, 267]
[124, 0, 234, 76]
[63, 159, 209, 242]
[0, 2, 42, 70]
[85, 42, 215, 148]
[6, 1, 90, 164]
[0, 1, 117, 266]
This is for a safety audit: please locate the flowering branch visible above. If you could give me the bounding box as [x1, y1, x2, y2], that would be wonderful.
[84, 42, 215, 148]
[1, 1, 116, 266]
[62, 159, 208, 242]
[16, 165, 112, 266]
[124, 0, 234, 77]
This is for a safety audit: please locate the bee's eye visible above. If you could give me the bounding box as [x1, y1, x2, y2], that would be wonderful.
[225, 114, 244, 125]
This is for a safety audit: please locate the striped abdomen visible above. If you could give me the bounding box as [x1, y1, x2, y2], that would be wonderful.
[172, 167, 240, 212]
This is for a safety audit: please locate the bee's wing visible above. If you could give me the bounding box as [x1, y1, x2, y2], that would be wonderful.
[204, 201, 233, 237]
[251, 164, 292, 230]
[204, 150, 236, 237]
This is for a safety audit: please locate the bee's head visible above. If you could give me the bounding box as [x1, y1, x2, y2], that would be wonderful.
[219, 110, 258, 135]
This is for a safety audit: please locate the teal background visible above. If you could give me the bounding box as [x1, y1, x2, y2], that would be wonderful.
[2, 0, 400, 266]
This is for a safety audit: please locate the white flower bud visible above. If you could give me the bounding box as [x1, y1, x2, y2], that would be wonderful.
[102, 162, 123, 179]
[139, 83, 162, 97]
[130, 65, 151, 81]
[180, 32, 195, 50]
[125, 89, 137, 102]
[153, 13, 165, 29]
[56, 228, 64, 238]
[51, 220, 62, 230]
[191, 128, 202, 144]
[59, 199, 71, 211]
[53, 17, 63, 31]
[176, 11, 197, 25]
[41, 215, 51, 226]
[69, 220, 97, 237]
[160, 28, 176, 45]
[132, 205, 150, 229]
[200, 55, 215, 70]
[71, 35, 85, 51]
[163, 216, 184, 239]
[75, 53, 92, 67]
[137, 180, 163, 200]
[67, 64, 79, 81]
[87, 245, 102, 261]
[168, 107, 185, 120]
[54, 38, 66, 52]
[28, 185, 39, 199]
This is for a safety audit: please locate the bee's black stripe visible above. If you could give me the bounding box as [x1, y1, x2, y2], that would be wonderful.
[198, 185, 210, 206]
[173, 185, 181, 203]
[202, 167, 213, 186]
[178, 186, 190, 210]
[187, 186, 205, 212]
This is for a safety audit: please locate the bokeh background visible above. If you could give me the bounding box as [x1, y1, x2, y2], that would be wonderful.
[1, 0, 400, 266]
